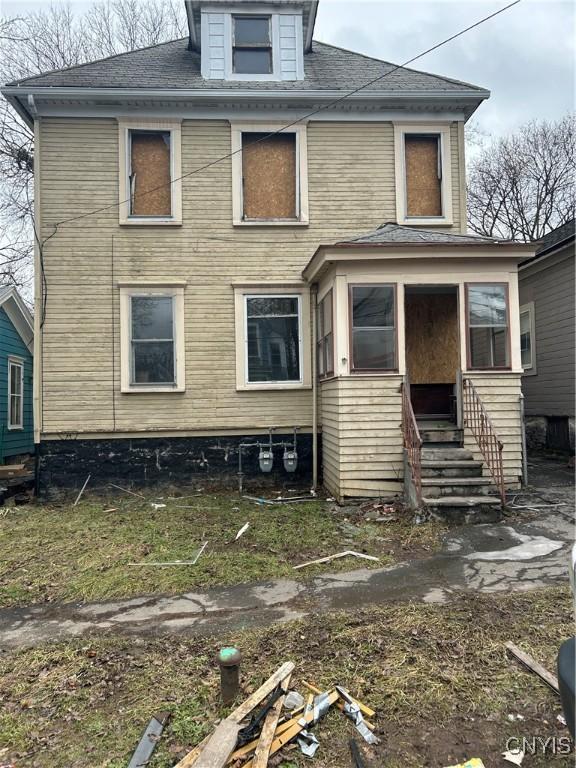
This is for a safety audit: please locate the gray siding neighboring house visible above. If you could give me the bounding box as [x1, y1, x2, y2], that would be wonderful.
[519, 219, 575, 452]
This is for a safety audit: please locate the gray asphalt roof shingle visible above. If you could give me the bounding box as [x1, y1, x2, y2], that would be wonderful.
[337, 222, 507, 245]
[536, 219, 575, 255]
[5, 39, 486, 94]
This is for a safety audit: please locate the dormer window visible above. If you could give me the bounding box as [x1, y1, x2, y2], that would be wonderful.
[233, 16, 272, 74]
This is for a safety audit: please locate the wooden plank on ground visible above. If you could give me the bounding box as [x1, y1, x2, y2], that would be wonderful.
[175, 661, 294, 768]
[506, 641, 560, 694]
[252, 673, 291, 768]
[127, 711, 170, 768]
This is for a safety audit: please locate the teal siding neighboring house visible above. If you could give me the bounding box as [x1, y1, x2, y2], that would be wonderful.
[0, 287, 34, 463]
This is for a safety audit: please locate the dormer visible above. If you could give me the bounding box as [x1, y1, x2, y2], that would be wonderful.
[184, 0, 318, 81]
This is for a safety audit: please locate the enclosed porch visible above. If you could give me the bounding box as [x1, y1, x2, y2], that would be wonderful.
[304, 224, 535, 509]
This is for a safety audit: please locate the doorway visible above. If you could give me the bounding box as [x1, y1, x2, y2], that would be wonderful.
[404, 285, 460, 418]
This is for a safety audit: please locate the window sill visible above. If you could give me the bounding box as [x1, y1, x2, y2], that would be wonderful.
[234, 219, 309, 227]
[398, 215, 453, 227]
[351, 369, 399, 375]
[121, 386, 185, 394]
[521, 367, 538, 377]
[7, 426, 23, 431]
[237, 383, 311, 391]
[120, 218, 182, 227]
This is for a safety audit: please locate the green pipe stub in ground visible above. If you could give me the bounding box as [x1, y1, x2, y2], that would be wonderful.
[218, 646, 241, 666]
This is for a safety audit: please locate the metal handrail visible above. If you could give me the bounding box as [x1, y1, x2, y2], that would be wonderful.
[401, 378, 423, 505]
[463, 378, 506, 504]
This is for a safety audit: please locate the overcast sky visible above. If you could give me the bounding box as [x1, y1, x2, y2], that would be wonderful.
[3, 0, 575, 136]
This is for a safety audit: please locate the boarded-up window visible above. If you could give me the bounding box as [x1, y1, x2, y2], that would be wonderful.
[129, 130, 172, 217]
[242, 133, 297, 219]
[405, 134, 442, 217]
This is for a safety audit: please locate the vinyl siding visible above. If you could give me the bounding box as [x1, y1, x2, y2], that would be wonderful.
[38, 117, 465, 438]
[0, 308, 34, 460]
[519, 246, 575, 417]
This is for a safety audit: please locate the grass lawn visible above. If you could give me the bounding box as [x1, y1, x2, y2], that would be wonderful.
[0, 491, 446, 608]
[0, 587, 572, 767]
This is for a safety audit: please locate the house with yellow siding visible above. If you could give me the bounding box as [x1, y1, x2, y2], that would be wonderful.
[1, 0, 535, 516]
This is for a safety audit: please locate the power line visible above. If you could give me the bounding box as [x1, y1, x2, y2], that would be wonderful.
[46, 0, 521, 231]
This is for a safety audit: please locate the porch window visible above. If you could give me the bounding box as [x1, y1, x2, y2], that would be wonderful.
[520, 302, 535, 372]
[119, 284, 186, 392]
[7, 358, 23, 430]
[466, 284, 510, 370]
[317, 289, 334, 378]
[233, 16, 272, 74]
[245, 295, 302, 383]
[350, 284, 397, 372]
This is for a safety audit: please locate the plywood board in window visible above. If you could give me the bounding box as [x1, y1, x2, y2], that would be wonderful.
[405, 292, 458, 383]
[405, 136, 441, 217]
[131, 132, 171, 217]
[242, 133, 296, 219]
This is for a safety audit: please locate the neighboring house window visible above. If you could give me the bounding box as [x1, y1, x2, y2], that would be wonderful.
[7, 358, 23, 430]
[350, 285, 397, 372]
[520, 302, 535, 372]
[119, 284, 185, 392]
[233, 16, 272, 74]
[231, 124, 309, 225]
[393, 124, 453, 225]
[317, 289, 334, 378]
[466, 284, 510, 370]
[233, 286, 311, 389]
[118, 120, 182, 225]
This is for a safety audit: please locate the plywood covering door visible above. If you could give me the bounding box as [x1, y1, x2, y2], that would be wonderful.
[405, 291, 459, 385]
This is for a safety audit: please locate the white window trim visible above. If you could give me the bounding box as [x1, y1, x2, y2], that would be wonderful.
[118, 119, 182, 226]
[222, 10, 282, 81]
[393, 123, 453, 226]
[520, 301, 537, 375]
[230, 122, 309, 226]
[233, 284, 311, 390]
[7, 356, 24, 430]
[119, 283, 186, 393]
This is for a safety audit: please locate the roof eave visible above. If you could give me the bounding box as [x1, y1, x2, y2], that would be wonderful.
[303, 241, 535, 282]
[519, 234, 575, 268]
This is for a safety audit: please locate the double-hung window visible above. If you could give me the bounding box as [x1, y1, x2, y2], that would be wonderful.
[231, 123, 309, 225]
[317, 290, 334, 378]
[350, 285, 397, 372]
[520, 302, 535, 372]
[120, 284, 185, 392]
[394, 124, 453, 225]
[234, 287, 311, 389]
[118, 120, 182, 225]
[466, 284, 510, 370]
[7, 358, 23, 430]
[233, 16, 272, 74]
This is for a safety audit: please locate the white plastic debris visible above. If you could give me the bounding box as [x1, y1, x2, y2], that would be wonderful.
[507, 713, 525, 721]
[502, 748, 524, 766]
[150, 503, 167, 510]
[557, 714, 567, 726]
[284, 690, 305, 711]
[297, 730, 319, 757]
[234, 522, 250, 541]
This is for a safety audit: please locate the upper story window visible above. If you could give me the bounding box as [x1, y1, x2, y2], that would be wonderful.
[231, 123, 309, 225]
[394, 124, 453, 226]
[118, 119, 182, 226]
[233, 16, 272, 74]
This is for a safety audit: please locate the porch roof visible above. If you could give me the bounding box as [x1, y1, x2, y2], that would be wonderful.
[303, 222, 535, 282]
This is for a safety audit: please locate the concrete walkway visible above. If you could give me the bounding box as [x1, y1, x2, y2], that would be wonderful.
[1, 502, 573, 649]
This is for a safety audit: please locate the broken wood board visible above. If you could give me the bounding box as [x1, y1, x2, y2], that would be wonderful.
[506, 642, 559, 694]
[227, 706, 305, 763]
[127, 710, 170, 768]
[252, 673, 291, 768]
[175, 661, 294, 768]
[293, 551, 379, 570]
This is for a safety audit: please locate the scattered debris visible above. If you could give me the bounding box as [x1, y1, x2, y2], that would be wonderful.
[293, 551, 379, 570]
[557, 714, 567, 726]
[506, 641, 560, 694]
[349, 738, 368, 768]
[243, 495, 313, 505]
[507, 713, 525, 721]
[109, 483, 145, 499]
[151, 502, 167, 510]
[128, 542, 207, 567]
[502, 748, 524, 766]
[443, 760, 486, 768]
[233, 522, 250, 542]
[102, 508, 118, 513]
[73, 474, 91, 507]
[127, 710, 170, 768]
[175, 661, 378, 768]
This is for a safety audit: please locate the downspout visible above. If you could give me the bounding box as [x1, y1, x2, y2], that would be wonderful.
[311, 285, 318, 490]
